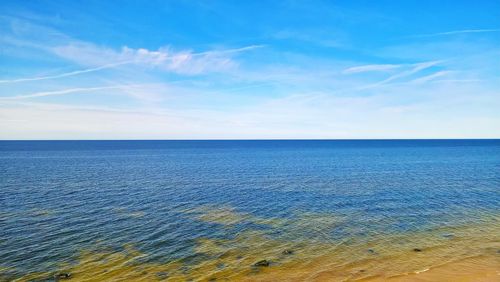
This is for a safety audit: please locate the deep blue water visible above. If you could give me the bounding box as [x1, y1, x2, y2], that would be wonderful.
[1, 140, 499, 277]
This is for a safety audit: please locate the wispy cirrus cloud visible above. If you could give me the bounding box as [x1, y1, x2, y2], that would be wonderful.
[342, 64, 401, 74]
[353, 60, 443, 90]
[409, 70, 451, 84]
[0, 61, 131, 84]
[355, 61, 445, 90]
[0, 34, 263, 84]
[52, 43, 263, 75]
[0, 84, 143, 100]
[2, 16, 263, 80]
[380, 61, 442, 84]
[407, 29, 500, 38]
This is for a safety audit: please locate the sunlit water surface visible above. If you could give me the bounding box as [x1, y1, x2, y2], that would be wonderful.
[1, 140, 499, 281]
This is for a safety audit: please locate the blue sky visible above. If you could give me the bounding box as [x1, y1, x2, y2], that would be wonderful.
[1, 0, 499, 139]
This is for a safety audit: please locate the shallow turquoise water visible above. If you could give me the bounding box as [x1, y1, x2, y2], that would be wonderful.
[0, 140, 499, 279]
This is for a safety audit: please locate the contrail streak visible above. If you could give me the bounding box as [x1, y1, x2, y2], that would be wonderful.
[408, 29, 500, 38]
[0, 61, 132, 84]
[0, 84, 142, 100]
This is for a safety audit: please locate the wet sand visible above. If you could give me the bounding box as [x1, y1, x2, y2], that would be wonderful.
[384, 256, 500, 282]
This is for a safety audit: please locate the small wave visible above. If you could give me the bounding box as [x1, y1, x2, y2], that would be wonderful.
[415, 268, 430, 274]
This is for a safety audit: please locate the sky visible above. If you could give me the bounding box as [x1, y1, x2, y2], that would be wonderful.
[0, 0, 499, 139]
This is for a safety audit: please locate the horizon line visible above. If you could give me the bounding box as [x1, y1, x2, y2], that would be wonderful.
[1, 138, 499, 142]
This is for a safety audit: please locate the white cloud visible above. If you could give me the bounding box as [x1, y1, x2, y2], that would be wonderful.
[383, 61, 440, 82]
[357, 60, 442, 90]
[342, 64, 401, 74]
[410, 70, 451, 84]
[51, 43, 262, 75]
[0, 32, 262, 85]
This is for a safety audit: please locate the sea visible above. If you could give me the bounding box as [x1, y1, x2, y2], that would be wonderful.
[1, 140, 499, 281]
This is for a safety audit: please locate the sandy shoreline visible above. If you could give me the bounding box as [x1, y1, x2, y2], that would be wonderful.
[4, 249, 499, 281]
[234, 255, 500, 281]
[383, 256, 500, 282]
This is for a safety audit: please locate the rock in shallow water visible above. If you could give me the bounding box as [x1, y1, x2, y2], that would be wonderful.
[253, 260, 271, 267]
[156, 271, 168, 279]
[54, 273, 71, 280]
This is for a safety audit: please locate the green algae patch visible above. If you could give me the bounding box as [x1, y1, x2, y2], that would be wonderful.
[113, 207, 146, 218]
[181, 205, 255, 226]
[29, 208, 56, 217]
